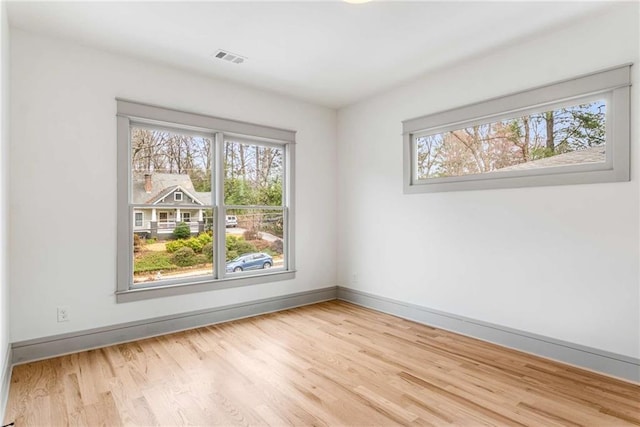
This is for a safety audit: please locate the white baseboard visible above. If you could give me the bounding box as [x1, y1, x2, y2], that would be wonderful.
[12, 286, 338, 365]
[10, 286, 639, 385]
[1, 345, 12, 424]
[337, 287, 640, 383]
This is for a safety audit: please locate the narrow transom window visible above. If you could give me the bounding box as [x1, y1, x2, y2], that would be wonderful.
[117, 100, 296, 302]
[402, 65, 631, 193]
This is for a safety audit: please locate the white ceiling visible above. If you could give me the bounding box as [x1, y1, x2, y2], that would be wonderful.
[6, 1, 613, 109]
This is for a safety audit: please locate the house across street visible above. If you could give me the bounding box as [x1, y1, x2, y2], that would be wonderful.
[132, 172, 211, 239]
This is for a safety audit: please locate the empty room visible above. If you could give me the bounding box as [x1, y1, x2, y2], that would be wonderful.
[1, 0, 639, 425]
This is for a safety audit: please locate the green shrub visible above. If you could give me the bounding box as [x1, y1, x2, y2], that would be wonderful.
[197, 233, 212, 245]
[202, 242, 214, 259]
[134, 252, 175, 273]
[171, 247, 197, 267]
[167, 235, 211, 254]
[173, 222, 191, 239]
[184, 237, 204, 253]
[225, 235, 258, 261]
[166, 239, 187, 253]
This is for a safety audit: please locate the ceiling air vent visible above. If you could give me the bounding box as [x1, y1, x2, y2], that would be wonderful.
[213, 49, 246, 64]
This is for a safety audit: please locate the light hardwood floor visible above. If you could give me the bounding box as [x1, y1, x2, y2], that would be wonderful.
[4, 300, 640, 426]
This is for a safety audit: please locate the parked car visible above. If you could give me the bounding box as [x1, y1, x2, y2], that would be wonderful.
[225, 215, 238, 227]
[226, 252, 273, 272]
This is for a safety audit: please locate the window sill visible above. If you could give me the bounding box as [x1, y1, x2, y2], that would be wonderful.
[116, 270, 296, 303]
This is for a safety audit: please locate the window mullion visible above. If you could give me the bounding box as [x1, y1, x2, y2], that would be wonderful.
[214, 132, 226, 279]
[286, 142, 295, 271]
[117, 115, 133, 292]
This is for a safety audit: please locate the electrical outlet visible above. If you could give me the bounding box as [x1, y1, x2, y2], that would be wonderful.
[57, 306, 69, 322]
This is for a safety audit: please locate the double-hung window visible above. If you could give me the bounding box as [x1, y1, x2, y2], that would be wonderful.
[117, 100, 295, 302]
[403, 64, 631, 193]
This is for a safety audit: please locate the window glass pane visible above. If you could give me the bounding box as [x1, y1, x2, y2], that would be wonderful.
[130, 126, 214, 285]
[225, 208, 285, 274]
[416, 100, 606, 180]
[224, 140, 283, 206]
[131, 127, 212, 205]
[133, 209, 214, 285]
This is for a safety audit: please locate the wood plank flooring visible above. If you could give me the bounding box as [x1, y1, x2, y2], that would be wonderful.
[4, 300, 640, 426]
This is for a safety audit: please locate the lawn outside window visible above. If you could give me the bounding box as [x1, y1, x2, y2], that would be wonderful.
[117, 100, 295, 303]
[402, 64, 631, 193]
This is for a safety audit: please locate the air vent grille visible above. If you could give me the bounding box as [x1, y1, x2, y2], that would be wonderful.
[213, 49, 246, 64]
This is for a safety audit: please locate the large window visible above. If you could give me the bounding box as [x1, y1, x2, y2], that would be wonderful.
[403, 65, 631, 193]
[117, 100, 295, 302]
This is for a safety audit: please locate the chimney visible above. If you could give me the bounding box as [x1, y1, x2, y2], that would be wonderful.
[144, 174, 152, 193]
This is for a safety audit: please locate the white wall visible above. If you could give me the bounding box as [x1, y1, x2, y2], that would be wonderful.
[9, 29, 338, 342]
[337, 4, 640, 359]
[7, 3, 639, 363]
[0, 0, 11, 385]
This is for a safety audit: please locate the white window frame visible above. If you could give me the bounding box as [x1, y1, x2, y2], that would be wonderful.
[223, 137, 288, 278]
[181, 212, 191, 223]
[117, 99, 296, 303]
[134, 211, 143, 227]
[402, 64, 631, 193]
[174, 191, 183, 202]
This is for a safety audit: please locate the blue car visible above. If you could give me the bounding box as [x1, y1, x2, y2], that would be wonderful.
[226, 252, 273, 273]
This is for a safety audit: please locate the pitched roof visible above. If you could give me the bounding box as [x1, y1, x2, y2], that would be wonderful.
[497, 145, 605, 172]
[195, 192, 212, 204]
[131, 172, 211, 205]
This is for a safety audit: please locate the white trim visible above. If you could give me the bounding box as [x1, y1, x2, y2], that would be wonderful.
[337, 287, 640, 383]
[11, 288, 638, 386]
[402, 64, 630, 134]
[117, 98, 296, 142]
[13, 287, 336, 363]
[133, 211, 143, 227]
[214, 133, 226, 281]
[174, 191, 183, 202]
[149, 185, 204, 206]
[1, 345, 12, 423]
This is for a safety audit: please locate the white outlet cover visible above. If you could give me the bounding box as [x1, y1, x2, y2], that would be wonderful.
[57, 306, 70, 322]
